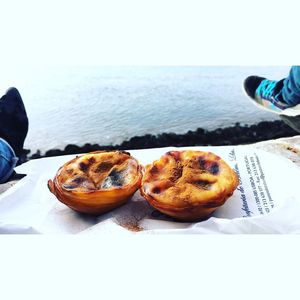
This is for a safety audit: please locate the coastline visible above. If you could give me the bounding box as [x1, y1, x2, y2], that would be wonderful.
[28, 120, 298, 160]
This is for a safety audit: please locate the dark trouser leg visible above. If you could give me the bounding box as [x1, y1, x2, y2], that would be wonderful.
[282, 66, 300, 106]
[0, 88, 28, 159]
[279, 66, 300, 133]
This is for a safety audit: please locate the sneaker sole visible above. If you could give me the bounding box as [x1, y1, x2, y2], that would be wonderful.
[279, 104, 300, 117]
[242, 85, 283, 115]
[243, 86, 300, 117]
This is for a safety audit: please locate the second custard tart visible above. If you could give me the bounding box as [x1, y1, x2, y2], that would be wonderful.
[140, 150, 239, 221]
[48, 150, 143, 215]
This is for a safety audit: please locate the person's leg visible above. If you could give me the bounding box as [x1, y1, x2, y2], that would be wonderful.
[0, 138, 18, 183]
[244, 66, 300, 132]
[282, 66, 300, 106]
[0, 87, 28, 159]
[243, 66, 300, 113]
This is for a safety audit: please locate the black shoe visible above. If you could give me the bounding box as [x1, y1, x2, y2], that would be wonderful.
[0, 87, 29, 158]
[243, 76, 266, 98]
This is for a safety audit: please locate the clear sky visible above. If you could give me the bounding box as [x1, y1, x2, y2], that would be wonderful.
[0, 0, 299, 67]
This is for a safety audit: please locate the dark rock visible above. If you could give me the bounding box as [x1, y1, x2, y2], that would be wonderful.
[28, 120, 299, 160]
[30, 150, 42, 159]
[45, 149, 63, 157]
[64, 144, 80, 154]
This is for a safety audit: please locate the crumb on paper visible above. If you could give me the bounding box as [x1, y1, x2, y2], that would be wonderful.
[286, 146, 299, 154]
[119, 222, 144, 232]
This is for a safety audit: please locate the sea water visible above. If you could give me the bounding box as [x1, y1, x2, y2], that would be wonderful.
[0, 66, 290, 153]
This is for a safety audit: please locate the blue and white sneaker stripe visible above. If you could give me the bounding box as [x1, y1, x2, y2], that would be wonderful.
[255, 79, 290, 111]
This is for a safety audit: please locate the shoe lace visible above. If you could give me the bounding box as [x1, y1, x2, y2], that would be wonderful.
[256, 80, 278, 100]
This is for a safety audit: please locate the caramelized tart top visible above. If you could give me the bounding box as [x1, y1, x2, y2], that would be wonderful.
[141, 150, 239, 208]
[55, 150, 142, 193]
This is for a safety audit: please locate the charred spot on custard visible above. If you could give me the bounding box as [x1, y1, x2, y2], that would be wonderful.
[79, 157, 98, 173]
[208, 162, 219, 175]
[198, 157, 220, 175]
[79, 162, 89, 172]
[193, 180, 212, 190]
[101, 169, 125, 189]
[152, 187, 161, 194]
[149, 165, 159, 175]
[198, 156, 206, 170]
[62, 176, 86, 189]
[72, 177, 86, 184]
[95, 161, 113, 173]
[88, 157, 96, 165]
[62, 184, 76, 190]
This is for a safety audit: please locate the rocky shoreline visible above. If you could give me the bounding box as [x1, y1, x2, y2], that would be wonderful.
[28, 120, 298, 160]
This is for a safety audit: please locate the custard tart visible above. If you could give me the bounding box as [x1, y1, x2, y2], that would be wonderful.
[48, 150, 143, 215]
[140, 150, 239, 221]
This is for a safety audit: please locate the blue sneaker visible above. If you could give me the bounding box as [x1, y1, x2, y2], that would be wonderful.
[244, 76, 291, 114]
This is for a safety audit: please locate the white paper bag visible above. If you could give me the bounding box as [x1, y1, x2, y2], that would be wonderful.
[1, 146, 300, 234]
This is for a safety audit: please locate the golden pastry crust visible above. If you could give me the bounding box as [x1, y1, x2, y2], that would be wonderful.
[48, 150, 143, 215]
[140, 150, 239, 221]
